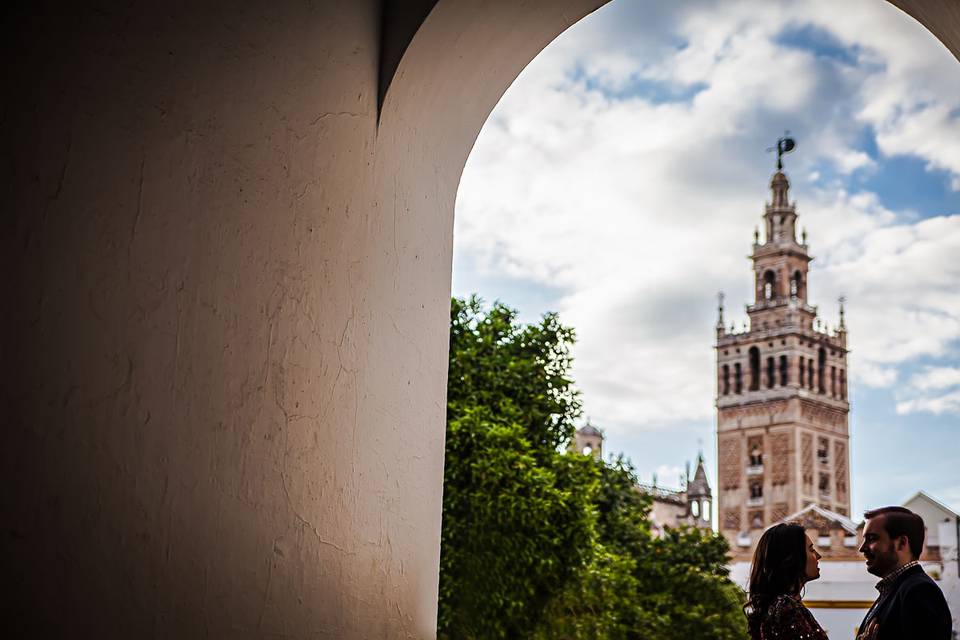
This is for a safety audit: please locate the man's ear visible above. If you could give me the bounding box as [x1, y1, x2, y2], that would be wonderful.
[895, 535, 908, 553]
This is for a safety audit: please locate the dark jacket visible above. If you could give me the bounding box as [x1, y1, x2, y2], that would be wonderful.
[858, 564, 953, 640]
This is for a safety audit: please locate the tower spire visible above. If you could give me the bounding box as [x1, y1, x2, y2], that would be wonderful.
[716, 291, 725, 334]
[770, 170, 790, 208]
[761, 136, 800, 245]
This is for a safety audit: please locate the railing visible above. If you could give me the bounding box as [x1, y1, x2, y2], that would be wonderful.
[746, 464, 763, 476]
[636, 483, 685, 505]
[746, 496, 764, 507]
[817, 536, 832, 548]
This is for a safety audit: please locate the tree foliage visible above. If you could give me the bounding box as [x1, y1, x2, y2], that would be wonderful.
[438, 407, 599, 638]
[438, 296, 748, 639]
[597, 461, 747, 640]
[447, 296, 579, 453]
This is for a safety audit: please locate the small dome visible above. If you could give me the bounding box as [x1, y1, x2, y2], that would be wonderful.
[577, 424, 603, 437]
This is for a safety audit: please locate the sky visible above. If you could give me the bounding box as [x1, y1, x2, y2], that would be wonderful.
[450, 0, 960, 519]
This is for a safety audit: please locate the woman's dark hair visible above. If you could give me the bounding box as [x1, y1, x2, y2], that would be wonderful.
[744, 523, 808, 640]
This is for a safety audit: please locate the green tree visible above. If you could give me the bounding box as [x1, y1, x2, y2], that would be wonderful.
[588, 457, 747, 640]
[439, 297, 596, 638]
[447, 296, 579, 454]
[439, 296, 748, 639]
[532, 543, 641, 640]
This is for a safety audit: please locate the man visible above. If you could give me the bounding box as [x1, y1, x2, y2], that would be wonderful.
[857, 506, 953, 640]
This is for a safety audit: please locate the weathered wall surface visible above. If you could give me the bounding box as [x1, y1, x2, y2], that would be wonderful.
[1, 0, 605, 637]
[3, 1, 428, 636]
[2, 0, 958, 637]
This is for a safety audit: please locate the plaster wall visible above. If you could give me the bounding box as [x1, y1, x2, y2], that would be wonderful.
[4, 0, 960, 638]
[4, 2, 431, 637]
[2, 0, 604, 637]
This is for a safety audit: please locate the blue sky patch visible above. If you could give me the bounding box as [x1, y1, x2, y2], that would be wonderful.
[776, 22, 862, 67]
[566, 64, 707, 104]
[806, 125, 960, 218]
[858, 154, 960, 217]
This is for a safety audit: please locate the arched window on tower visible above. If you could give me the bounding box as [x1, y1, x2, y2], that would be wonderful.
[722, 364, 730, 395]
[791, 271, 804, 300]
[763, 270, 777, 301]
[817, 347, 826, 394]
[780, 355, 788, 386]
[808, 359, 815, 391]
[839, 368, 846, 399]
[766, 356, 775, 389]
[734, 363, 743, 394]
[830, 365, 837, 397]
[799, 356, 805, 386]
[749, 347, 761, 391]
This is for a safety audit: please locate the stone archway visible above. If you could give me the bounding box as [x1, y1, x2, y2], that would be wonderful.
[4, 1, 957, 637]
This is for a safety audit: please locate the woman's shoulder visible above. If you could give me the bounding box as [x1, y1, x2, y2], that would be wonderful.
[768, 594, 802, 614]
[763, 594, 827, 639]
[763, 595, 802, 627]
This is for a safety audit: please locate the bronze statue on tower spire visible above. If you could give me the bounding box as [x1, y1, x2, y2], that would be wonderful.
[768, 133, 796, 170]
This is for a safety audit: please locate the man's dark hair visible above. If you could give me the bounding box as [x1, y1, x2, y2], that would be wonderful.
[864, 506, 925, 559]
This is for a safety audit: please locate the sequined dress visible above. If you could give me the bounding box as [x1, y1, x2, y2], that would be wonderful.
[759, 594, 829, 640]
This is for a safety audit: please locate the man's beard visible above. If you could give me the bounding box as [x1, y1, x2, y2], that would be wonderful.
[864, 546, 898, 577]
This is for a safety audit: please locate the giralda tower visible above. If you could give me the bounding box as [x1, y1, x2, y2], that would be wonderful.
[715, 154, 851, 560]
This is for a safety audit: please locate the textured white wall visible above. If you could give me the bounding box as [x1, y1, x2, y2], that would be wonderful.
[2, 1, 604, 637]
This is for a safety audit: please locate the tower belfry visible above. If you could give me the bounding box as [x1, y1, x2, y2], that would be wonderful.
[715, 144, 851, 559]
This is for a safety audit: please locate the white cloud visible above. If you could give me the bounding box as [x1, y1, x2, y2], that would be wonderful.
[832, 149, 875, 174]
[453, 0, 960, 435]
[893, 365, 960, 416]
[854, 362, 898, 388]
[896, 390, 960, 416]
[653, 465, 687, 488]
[908, 366, 960, 391]
[815, 215, 960, 377]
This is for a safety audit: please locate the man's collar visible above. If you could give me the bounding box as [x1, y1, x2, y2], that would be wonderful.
[875, 561, 920, 594]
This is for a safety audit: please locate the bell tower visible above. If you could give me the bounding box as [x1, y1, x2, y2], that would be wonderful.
[715, 141, 851, 560]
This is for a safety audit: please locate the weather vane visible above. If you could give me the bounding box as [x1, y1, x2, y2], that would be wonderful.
[767, 132, 796, 170]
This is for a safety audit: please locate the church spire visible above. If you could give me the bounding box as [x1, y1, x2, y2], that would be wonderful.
[761, 136, 800, 246]
[716, 291, 726, 336]
[770, 170, 790, 208]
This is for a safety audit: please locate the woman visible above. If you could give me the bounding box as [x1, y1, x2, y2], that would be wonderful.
[744, 523, 828, 640]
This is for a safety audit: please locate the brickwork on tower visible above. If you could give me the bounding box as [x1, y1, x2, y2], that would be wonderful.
[715, 168, 851, 561]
